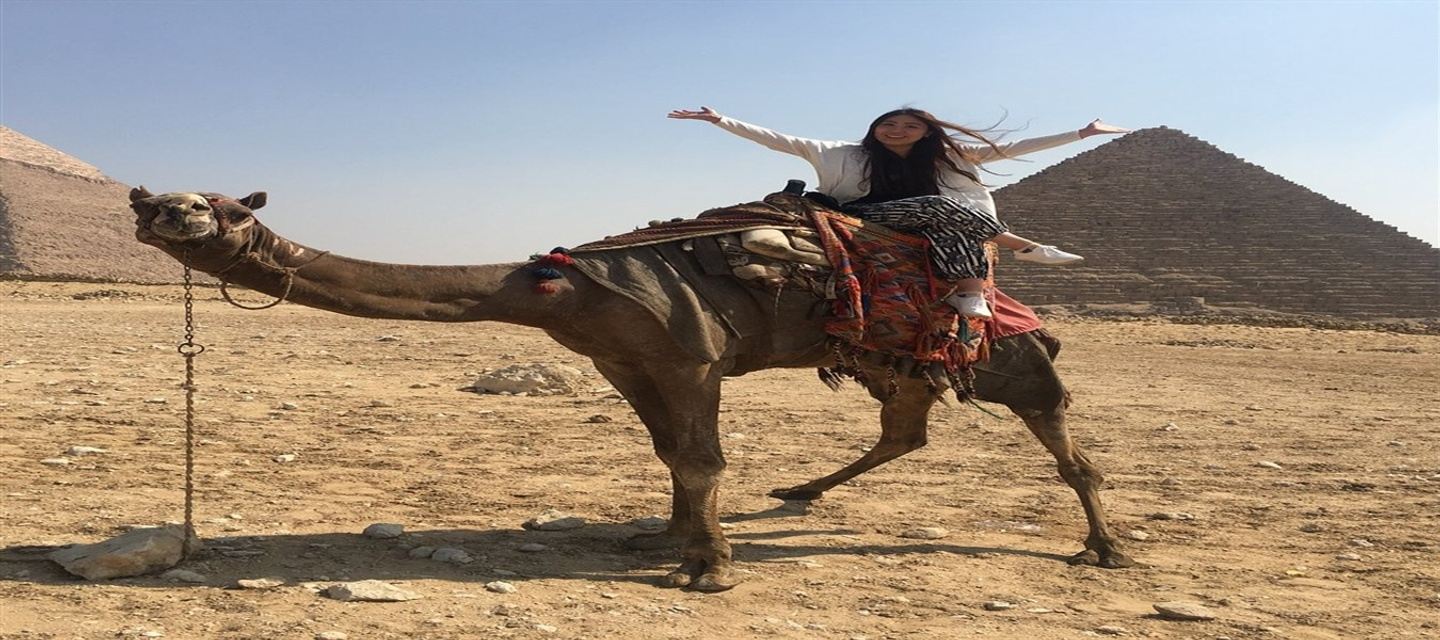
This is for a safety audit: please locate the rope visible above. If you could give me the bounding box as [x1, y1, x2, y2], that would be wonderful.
[178, 259, 204, 558]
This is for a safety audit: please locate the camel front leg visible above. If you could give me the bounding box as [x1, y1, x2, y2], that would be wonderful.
[771, 374, 939, 500]
[1016, 407, 1134, 569]
[595, 358, 739, 591]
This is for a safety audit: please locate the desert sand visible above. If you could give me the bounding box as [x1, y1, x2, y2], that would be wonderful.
[2, 281, 1437, 639]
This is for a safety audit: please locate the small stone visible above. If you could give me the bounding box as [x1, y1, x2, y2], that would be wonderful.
[66, 446, 108, 456]
[1152, 601, 1216, 621]
[1335, 553, 1362, 561]
[273, 454, 297, 463]
[279, 402, 299, 410]
[145, 397, 169, 404]
[1256, 461, 1282, 470]
[367, 399, 393, 408]
[535, 624, 558, 633]
[431, 548, 473, 564]
[898, 527, 948, 540]
[237, 577, 285, 590]
[160, 569, 207, 583]
[1299, 523, 1324, 533]
[1147, 512, 1195, 521]
[315, 632, 349, 640]
[1096, 625, 1128, 635]
[323, 580, 422, 602]
[1124, 530, 1151, 541]
[983, 601, 1015, 611]
[377, 335, 401, 342]
[1241, 443, 1261, 451]
[1350, 538, 1375, 548]
[584, 414, 613, 423]
[486, 581, 517, 594]
[1160, 422, 1178, 431]
[518, 543, 548, 553]
[523, 509, 586, 531]
[40, 458, 72, 467]
[362, 523, 404, 539]
[407, 546, 436, 559]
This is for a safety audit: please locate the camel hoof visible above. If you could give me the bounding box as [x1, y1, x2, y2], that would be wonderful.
[624, 531, 684, 551]
[1068, 548, 1135, 569]
[768, 487, 823, 501]
[690, 570, 741, 592]
[661, 570, 694, 588]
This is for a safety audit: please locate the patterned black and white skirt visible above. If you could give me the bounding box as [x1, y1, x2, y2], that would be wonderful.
[843, 195, 1007, 281]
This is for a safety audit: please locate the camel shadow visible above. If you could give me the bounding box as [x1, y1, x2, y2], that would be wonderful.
[1, 511, 1071, 588]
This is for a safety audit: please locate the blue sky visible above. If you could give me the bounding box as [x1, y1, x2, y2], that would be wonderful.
[2, 1, 1435, 263]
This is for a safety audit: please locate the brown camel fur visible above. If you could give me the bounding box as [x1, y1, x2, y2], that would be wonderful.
[128, 187, 1133, 592]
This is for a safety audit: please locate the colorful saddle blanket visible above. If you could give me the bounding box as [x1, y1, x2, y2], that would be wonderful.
[562, 193, 1041, 371]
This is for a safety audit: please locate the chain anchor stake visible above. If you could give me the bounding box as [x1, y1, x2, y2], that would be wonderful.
[177, 258, 205, 558]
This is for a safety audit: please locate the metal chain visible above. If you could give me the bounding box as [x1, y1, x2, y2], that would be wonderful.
[177, 260, 205, 558]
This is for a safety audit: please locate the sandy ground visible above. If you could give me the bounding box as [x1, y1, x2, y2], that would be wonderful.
[1, 281, 1437, 640]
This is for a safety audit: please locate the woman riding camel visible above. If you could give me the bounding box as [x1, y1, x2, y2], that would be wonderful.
[668, 106, 1129, 318]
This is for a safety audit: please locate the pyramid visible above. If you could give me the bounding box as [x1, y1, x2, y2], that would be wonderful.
[0, 126, 181, 283]
[993, 127, 1440, 318]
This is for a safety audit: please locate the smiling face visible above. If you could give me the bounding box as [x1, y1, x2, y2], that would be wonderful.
[870, 114, 931, 152]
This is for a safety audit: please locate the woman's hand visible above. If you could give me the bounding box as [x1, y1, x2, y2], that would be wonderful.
[1079, 119, 1130, 138]
[668, 106, 722, 123]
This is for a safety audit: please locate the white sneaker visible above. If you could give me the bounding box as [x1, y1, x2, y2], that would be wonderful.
[1014, 244, 1084, 265]
[945, 293, 993, 319]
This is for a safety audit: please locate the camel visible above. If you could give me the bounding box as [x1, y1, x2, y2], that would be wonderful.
[128, 187, 1134, 592]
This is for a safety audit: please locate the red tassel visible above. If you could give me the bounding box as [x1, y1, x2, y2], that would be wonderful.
[533, 281, 560, 295]
[538, 252, 575, 267]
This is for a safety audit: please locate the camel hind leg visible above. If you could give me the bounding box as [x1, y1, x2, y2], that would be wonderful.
[979, 332, 1133, 568]
[770, 371, 940, 501]
[1016, 406, 1134, 568]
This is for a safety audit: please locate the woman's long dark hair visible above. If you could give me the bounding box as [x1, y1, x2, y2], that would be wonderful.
[859, 108, 1008, 200]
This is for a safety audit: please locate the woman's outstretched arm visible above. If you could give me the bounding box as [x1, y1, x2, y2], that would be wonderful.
[964, 119, 1131, 163]
[668, 106, 843, 165]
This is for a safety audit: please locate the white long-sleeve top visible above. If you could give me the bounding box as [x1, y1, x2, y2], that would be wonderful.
[713, 116, 1083, 215]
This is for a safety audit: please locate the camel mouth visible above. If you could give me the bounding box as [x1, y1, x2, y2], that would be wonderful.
[132, 193, 220, 244]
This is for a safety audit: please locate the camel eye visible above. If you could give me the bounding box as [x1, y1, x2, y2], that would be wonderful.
[189, 201, 210, 211]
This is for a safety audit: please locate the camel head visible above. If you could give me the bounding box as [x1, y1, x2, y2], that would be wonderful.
[129, 186, 270, 263]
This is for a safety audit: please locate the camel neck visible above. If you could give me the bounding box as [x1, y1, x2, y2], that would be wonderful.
[204, 224, 560, 327]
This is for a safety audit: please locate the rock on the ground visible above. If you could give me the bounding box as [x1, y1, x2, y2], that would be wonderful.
[518, 543, 548, 553]
[1152, 601, 1217, 621]
[1124, 530, 1151, 541]
[66, 446, 107, 456]
[431, 547, 473, 564]
[159, 569, 206, 583]
[236, 577, 285, 590]
[363, 523, 404, 539]
[523, 509, 586, 531]
[469, 363, 587, 396]
[40, 457, 72, 467]
[898, 527, 948, 540]
[323, 580, 422, 602]
[486, 580, 518, 594]
[316, 632, 349, 640]
[983, 601, 1016, 611]
[48, 525, 199, 580]
[1256, 460, 1283, 470]
[407, 546, 436, 559]
[1096, 624, 1129, 635]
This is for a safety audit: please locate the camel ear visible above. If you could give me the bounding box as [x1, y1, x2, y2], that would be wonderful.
[129, 186, 154, 203]
[238, 192, 267, 210]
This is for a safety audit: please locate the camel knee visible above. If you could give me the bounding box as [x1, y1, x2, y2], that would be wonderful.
[1058, 461, 1104, 488]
